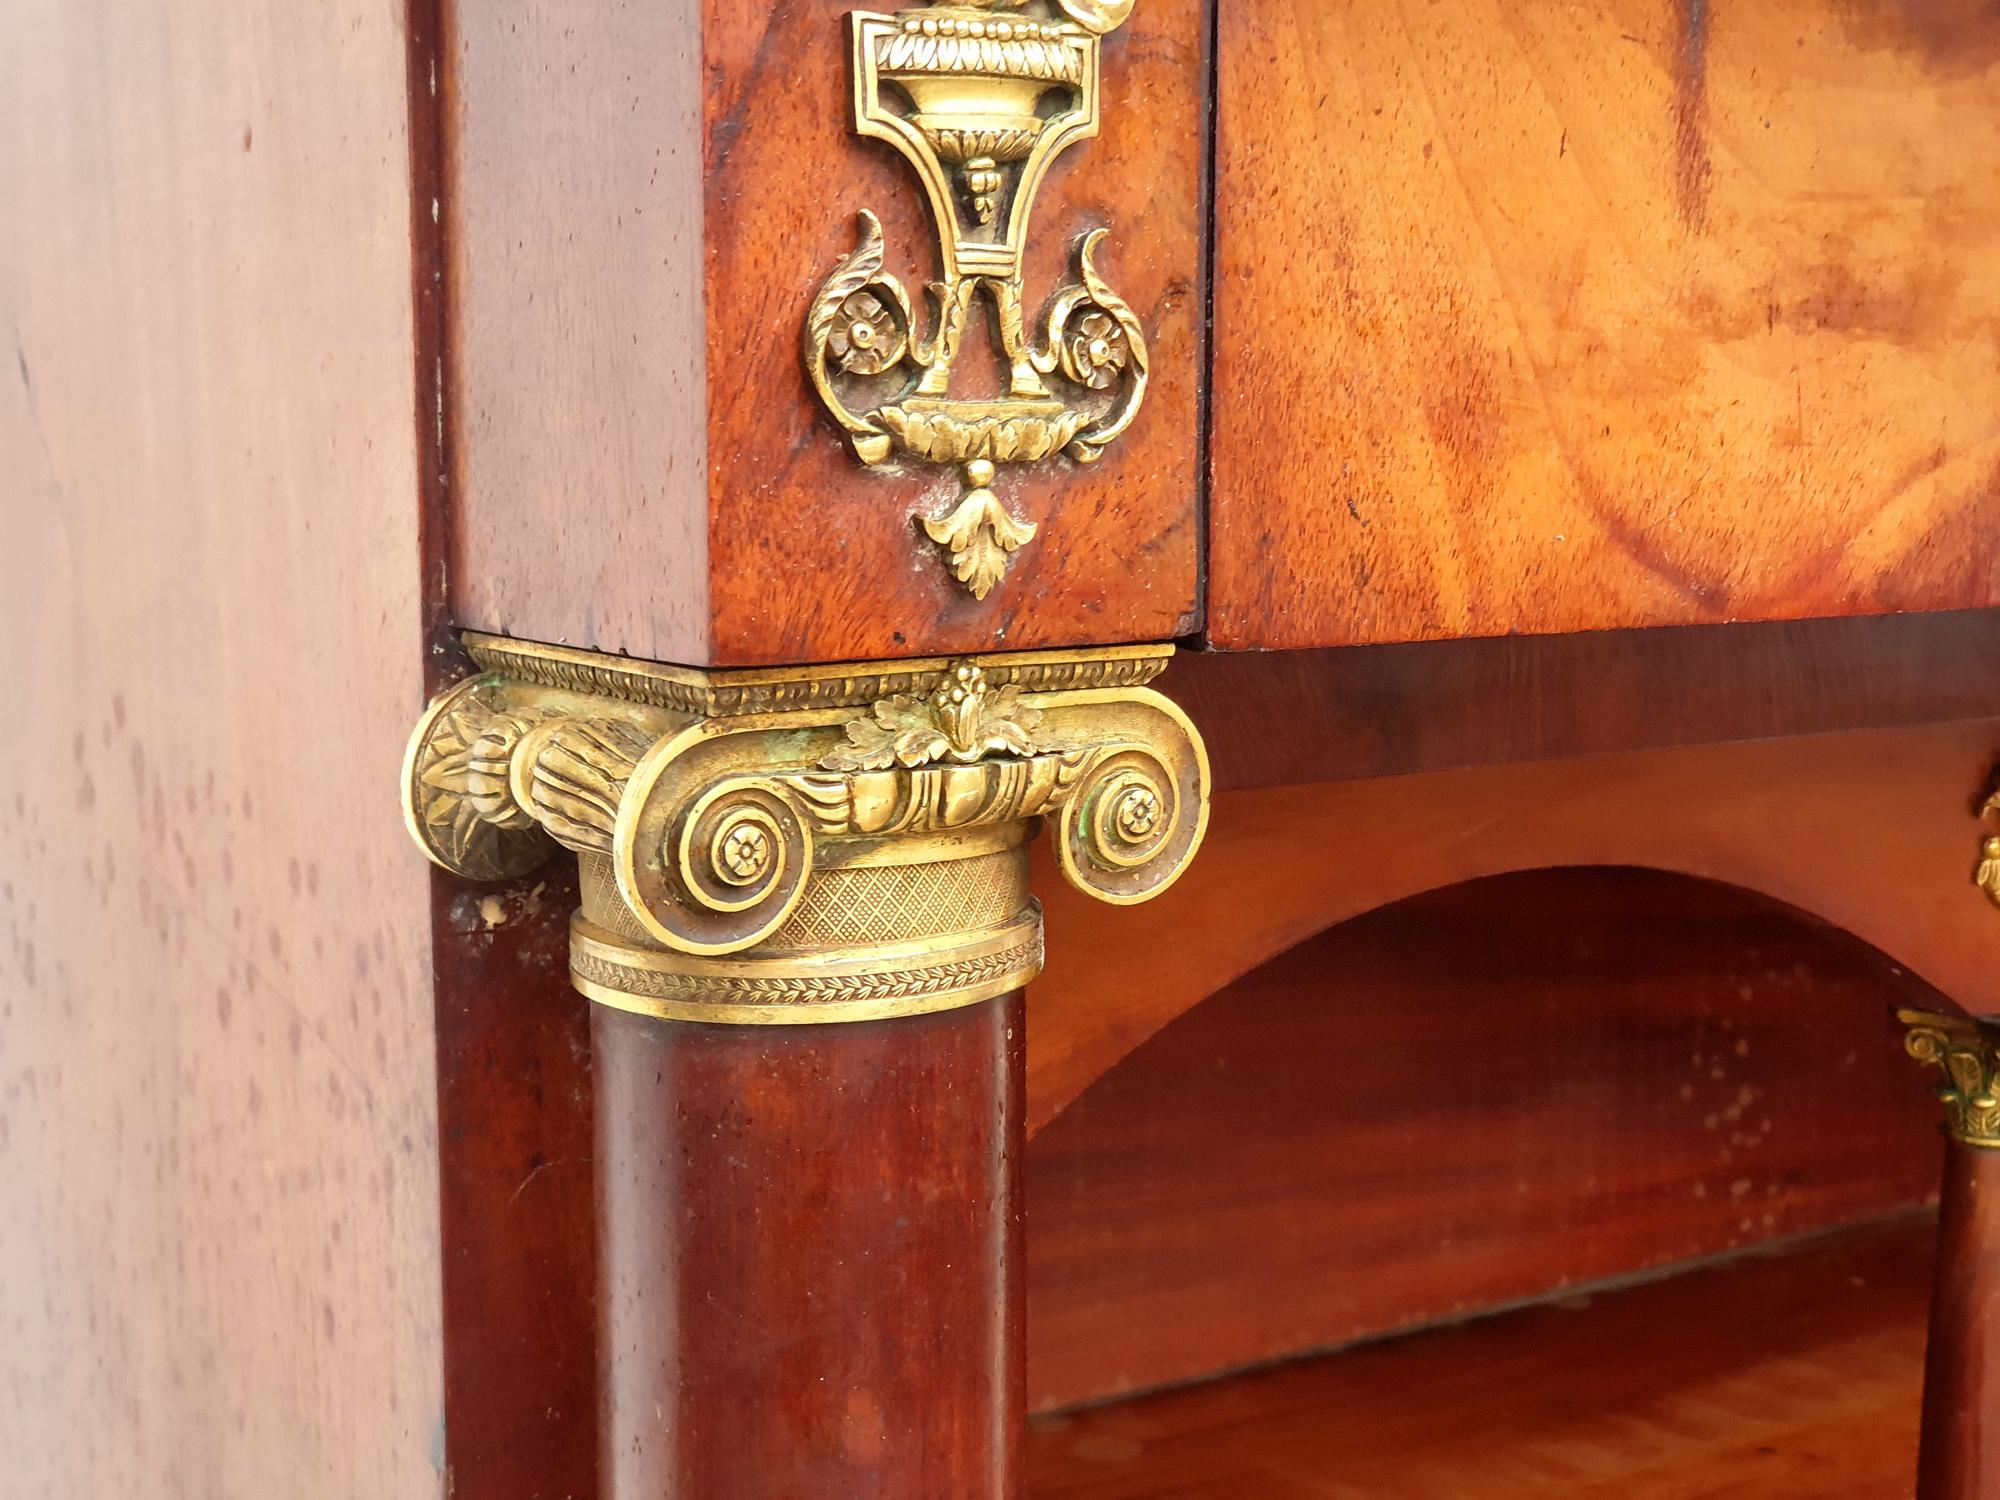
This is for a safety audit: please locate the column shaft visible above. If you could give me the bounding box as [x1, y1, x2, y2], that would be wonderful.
[399, 640, 1208, 1500]
[1919, 1137, 2000, 1500]
[596, 999, 1022, 1498]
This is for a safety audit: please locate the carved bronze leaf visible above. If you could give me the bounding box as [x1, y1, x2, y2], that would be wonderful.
[820, 662, 1045, 772]
[922, 490, 1038, 600]
[821, 694, 953, 773]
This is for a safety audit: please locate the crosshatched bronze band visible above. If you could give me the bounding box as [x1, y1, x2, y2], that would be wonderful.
[570, 907, 1044, 1026]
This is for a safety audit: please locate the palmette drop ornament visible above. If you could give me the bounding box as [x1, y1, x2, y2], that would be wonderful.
[802, 0, 1150, 599]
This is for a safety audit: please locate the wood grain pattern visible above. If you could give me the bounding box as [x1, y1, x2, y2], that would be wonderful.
[0, 2, 443, 1493]
[1026, 1219, 1935, 1498]
[1028, 717, 2000, 1134]
[1207, 0, 2000, 650]
[440, 0, 710, 663]
[1919, 1138, 2000, 1499]
[596, 997, 1025, 1497]
[1026, 868, 1941, 1412]
[446, 0, 1203, 667]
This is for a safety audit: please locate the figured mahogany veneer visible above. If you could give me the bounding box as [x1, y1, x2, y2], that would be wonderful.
[442, 0, 1204, 666]
[1026, 869, 1943, 1412]
[1207, 0, 2000, 650]
[15, 1, 2000, 1495]
[1030, 715, 2000, 1133]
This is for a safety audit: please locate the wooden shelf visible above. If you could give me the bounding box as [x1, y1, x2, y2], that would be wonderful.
[1027, 1218, 1934, 1499]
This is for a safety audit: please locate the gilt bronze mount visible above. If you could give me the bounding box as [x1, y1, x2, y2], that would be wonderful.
[403, 634, 1207, 1024]
[804, 0, 1149, 599]
[1902, 1010, 2000, 1151]
[1975, 784, 2000, 910]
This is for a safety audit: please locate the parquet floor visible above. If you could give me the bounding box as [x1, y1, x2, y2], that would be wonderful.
[1027, 1219, 1933, 1499]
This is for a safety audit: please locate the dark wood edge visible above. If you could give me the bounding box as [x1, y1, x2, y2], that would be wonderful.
[1168, 609, 2000, 792]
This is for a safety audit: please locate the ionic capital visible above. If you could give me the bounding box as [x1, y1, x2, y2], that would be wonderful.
[1901, 1009, 2000, 1150]
[403, 635, 1208, 1024]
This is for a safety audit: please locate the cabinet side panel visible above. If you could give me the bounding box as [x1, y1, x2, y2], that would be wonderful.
[446, 0, 712, 662]
[1208, 0, 2000, 649]
[0, 3, 442, 1496]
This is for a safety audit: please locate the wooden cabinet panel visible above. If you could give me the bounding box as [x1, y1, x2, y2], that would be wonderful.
[1026, 869, 1939, 1411]
[445, 0, 1204, 667]
[0, 3, 442, 1493]
[1208, 0, 2000, 650]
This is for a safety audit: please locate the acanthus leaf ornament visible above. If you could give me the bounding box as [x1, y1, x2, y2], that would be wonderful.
[803, 0, 1151, 599]
[820, 660, 1044, 771]
[918, 467, 1039, 600]
[401, 687, 552, 883]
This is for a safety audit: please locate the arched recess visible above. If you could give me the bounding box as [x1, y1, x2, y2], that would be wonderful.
[1024, 716, 2000, 1136]
[1023, 866, 1945, 1413]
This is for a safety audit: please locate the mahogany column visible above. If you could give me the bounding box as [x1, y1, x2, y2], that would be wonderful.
[596, 993, 1023, 1495]
[579, 828, 1035, 1499]
[1902, 1010, 2000, 1500]
[399, 637, 1209, 1498]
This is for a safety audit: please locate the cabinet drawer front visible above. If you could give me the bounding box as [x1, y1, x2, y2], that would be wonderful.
[446, 0, 1204, 667]
[1208, 0, 2000, 650]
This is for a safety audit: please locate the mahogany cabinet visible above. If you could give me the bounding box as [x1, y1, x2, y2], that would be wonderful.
[6, 1, 2000, 1497]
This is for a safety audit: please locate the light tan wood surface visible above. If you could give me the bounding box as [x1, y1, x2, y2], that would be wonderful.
[1207, 0, 2000, 649]
[0, 4, 441, 1495]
